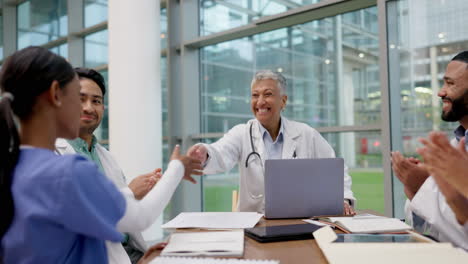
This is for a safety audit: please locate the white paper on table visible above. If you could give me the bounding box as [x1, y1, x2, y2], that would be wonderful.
[162, 212, 263, 229]
[327, 213, 386, 223]
[302, 219, 329, 226]
[161, 230, 244, 257]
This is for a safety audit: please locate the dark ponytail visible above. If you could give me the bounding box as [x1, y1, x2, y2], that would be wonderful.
[0, 46, 75, 239]
[0, 94, 20, 240]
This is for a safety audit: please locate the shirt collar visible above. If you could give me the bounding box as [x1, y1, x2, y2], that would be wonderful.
[453, 125, 466, 142]
[68, 135, 98, 153]
[259, 117, 284, 144]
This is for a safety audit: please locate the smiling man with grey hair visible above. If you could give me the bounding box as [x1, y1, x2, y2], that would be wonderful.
[188, 69, 356, 214]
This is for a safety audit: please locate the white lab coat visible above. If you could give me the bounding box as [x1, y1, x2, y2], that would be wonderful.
[201, 117, 355, 213]
[407, 138, 468, 251]
[55, 139, 148, 264]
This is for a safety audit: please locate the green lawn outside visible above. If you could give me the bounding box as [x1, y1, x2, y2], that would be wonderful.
[349, 170, 384, 214]
[203, 170, 385, 214]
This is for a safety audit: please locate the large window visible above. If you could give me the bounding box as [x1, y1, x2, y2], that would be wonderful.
[322, 131, 383, 213]
[200, 0, 325, 36]
[84, 0, 108, 27]
[17, 0, 67, 49]
[85, 29, 108, 68]
[200, 6, 381, 212]
[387, 0, 468, 218]
[93, 70, 109, 144]
[161, 8, 167, 50]
[49, 43, 68, 58]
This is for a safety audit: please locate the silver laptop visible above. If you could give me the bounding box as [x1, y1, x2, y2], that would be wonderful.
[264, 158, 344, 219]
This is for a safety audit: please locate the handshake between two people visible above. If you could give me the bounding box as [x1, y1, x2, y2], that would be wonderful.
[128, 145, 206, 200]
[170, 144, 205, 184]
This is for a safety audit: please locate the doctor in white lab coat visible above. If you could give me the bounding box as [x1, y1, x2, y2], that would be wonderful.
[392, 53, 468, 251]
[187, 70, 355, 214]
[411, 132, 468, 251]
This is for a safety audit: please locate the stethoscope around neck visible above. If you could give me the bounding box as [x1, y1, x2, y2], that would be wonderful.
[244, 122, 296, 200]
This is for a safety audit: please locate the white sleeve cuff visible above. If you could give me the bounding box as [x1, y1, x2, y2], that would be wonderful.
[120, 187, 135, 199]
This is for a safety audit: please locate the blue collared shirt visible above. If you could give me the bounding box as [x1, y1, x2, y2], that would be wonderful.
[259, 119, 284, 160]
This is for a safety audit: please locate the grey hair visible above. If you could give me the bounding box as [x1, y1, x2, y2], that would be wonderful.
[250, 70, 287, 95]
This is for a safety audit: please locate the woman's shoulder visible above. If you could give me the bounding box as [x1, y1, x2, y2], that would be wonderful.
[17, 148, 96, 181]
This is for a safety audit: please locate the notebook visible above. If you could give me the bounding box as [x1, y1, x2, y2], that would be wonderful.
[161, 230, 244, 257]
[150, 257, 279, 264]
[308, 214, 412, 233]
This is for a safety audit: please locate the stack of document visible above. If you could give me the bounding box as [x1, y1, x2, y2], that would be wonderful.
[305, 214, 412, 233]
[161, 230, 245, 257]
[162, 212, 263, 229]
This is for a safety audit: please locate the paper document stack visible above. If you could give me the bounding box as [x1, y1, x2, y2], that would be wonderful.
[162, 212, 263, 229]
[305, 214, 412, 233]
[161, 230, 244, 257]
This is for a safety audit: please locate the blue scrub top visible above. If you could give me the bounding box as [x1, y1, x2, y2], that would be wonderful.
[1, 148, 126, 264]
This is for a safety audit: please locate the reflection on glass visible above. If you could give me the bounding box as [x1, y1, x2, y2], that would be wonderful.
[200, 7, 380, 212]
[322, 131, 383, 214]
[200, 0, 324, 35]
[17, 0, 68, 49]
[49, 43, 68, 59]
[201, 7, 379, 134]
[84, 0, 108, 28]
[85, 30, 108, 68]
[161, 8, 167, 50]
[387, 0, 468, 218]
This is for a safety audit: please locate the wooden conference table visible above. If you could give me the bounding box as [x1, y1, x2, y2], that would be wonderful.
[141, 218, 331, 264]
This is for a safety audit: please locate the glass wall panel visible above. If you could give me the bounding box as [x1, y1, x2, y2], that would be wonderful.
[84, 30, 108, 68]
[387, 0, 468, 218]
[17, 0, 68, 49]
[202, 136, 239, 212]
[200, 6, 380, 211]
[161, 8, 167, 50]
[200, 0, 325, 36]
[84, 0, 108, 27]
[48, 43, 68, 58]
[201, 7, 379, 133]
[161, 56, 169, 168]
[161, 56, 174, 223]
[322, 131, 384, 214]
[94, 70, 109, 144]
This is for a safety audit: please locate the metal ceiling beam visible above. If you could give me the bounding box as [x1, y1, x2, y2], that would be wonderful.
[184, 0, 376, 49]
